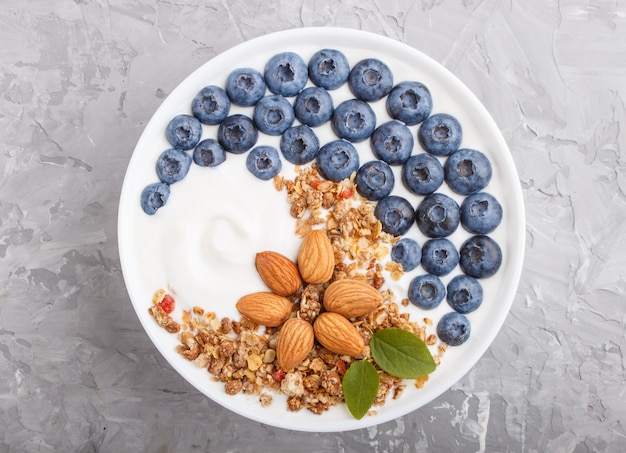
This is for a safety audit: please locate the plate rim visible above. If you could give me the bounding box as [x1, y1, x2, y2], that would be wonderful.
[117, 26, 526, 432]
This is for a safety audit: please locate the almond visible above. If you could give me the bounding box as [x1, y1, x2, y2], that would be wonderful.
[276, 317, 314, 371]
[323, 279, 382, 318]
[313, 312, 364, 357]
[255, 251, 302, 296]
[235, 292, 291, 327]
[297, 229, 335, 284]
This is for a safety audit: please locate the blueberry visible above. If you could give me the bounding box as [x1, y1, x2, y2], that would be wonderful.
[246, 146, 282, 181]
[331, 99, 376, 143]
[374, 195, 415, 236]
[446, 275, 483, 314]
[140, 182, 170, 215]
[225, 68, 266, 107]
[437, 312, 471, 346]
[386, 81, 432, 126]
[355, 161, 395, 201]
[444, 148, 493, 195]
[420, 238, 459, 276]
[418, 113, 463, 156]
[390, 237, 422, 272]
[217, 114, 258, 154]
[415, 193, 461, 238]
[294, 87, 334, 127]
[316, 140, 360, 182]
[193, 139, 226, 167]
[370, 121, 414, 165]
[459, 235, 502, 279]
[460, 192, 503, 234]
[280, 125, 320, 165]
[191, 85, 230, 125]
[408, 274, 445, 309]
[308, 49, 350, 90]
[401, 153, 444, 195]
[165, 114, 202, 150]
[253, 95, 295, 136]
[348, 58, 393, 102]
[264, 52, 308, 97]
[156, 148, 193, 184]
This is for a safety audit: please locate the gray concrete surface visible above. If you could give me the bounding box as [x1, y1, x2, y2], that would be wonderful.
[1, 1, 625, 451]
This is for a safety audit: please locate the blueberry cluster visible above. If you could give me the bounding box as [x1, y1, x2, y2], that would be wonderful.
[139, 48, 505, 347]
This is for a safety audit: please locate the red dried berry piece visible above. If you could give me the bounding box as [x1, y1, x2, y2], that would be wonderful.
[272, 369, 286, 383]
[335, 359, 347, 375]
[339, 188, 353, 199]
[158, 294, 176, 314]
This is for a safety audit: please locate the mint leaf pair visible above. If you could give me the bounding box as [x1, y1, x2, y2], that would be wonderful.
[342, 328, 436, 419]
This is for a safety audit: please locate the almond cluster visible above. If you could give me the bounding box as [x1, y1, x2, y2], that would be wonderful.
[235, 229, 382, 371]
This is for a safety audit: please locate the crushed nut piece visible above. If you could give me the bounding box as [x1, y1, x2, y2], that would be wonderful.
[415, 375, 429, 389]
[281, 372, 304, 397]
[148, 305, 180, 333]
[263, 349, 276, 363]
[247, 354, 263, 371]
[259, 393, 273, 407]
[225, 379, 243, 395]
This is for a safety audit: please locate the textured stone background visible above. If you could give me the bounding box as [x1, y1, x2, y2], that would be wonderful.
[1, 0, 625, 451]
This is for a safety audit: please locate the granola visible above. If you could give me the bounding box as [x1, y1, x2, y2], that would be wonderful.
[149, 165, 446, 415]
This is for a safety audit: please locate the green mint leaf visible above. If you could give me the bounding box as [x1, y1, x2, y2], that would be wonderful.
[342, 360, 380, 420]
[370, 328, 436, 379]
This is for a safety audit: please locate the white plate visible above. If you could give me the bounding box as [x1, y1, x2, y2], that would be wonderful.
[118, 27, 525, 432]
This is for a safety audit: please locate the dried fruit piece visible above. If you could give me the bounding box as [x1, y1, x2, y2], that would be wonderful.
[313, 312, 364, 357]
[323, 279, 381, 318]
[276, 317, 315, 371]
[156, 294, 176, 314]
[297, 229, 335, 284]
[255, 251, 303, 296]
[235, 292, 291, 327]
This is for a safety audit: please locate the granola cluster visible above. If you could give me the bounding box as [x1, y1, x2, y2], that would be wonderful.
[149, 165, 446, 415]
[274, 164, 402, 287]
